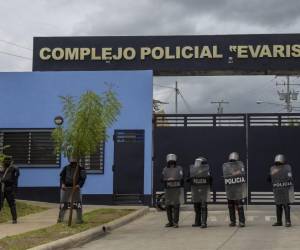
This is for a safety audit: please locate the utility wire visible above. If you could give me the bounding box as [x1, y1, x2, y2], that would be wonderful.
[155, 83, 193, 113]
[153, 83, 175, 89]
[0, 39, 32, 51]
[154, 82, 193, 113]
[0, 51, 32, 60]
[178, 90, 192, 113]
[164, 90, 174, 103]
[154, 85, 174, 101]
[275, 107, 287, 113]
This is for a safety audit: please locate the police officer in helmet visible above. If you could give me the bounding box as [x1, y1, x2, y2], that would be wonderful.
[268, 154, 294, 227]
[187, 157, 212, 228]
[223, 152, 247, 227]
[161, 154, 184, 228]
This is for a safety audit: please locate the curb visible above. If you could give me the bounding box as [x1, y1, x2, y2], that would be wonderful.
[29, 207, 149, 250]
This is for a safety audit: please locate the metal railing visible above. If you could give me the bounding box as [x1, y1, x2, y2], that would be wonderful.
[154, 113, 300, 128]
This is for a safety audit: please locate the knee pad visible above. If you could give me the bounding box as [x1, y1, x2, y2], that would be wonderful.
[74, 202, 82, 209]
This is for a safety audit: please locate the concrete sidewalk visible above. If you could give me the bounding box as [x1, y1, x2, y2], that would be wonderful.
[73, 205, 300, 250]
[0, 201, 138, 239]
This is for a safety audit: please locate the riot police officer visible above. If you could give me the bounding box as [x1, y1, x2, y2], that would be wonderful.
[268, 154, 294, 227]
[0, 156, 20, 224]
[57, 157, 86, 224]
[161, 154, 184, 228]
[223, 152, 247, 227]
[188, 157, 212, 228]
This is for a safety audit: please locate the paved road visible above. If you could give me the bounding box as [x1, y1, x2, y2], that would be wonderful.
[73, 205, 300, 250]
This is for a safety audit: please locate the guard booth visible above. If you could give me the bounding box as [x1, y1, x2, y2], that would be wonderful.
[153, 113, 300, 205]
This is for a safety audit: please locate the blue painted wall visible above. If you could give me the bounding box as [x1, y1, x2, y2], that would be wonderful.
[0, 71, 153, 195]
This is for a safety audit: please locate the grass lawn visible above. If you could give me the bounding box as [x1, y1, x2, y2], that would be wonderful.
[0, 208, 135, 250]
[0, 201, 48, 223]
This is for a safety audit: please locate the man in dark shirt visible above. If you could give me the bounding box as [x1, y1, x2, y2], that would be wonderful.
[57, 157, 86, 223]
[0, 156, 20, 224]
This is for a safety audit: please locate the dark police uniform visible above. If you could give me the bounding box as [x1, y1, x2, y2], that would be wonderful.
[223, 152, 247, 227]
[268, 154, 294, 227]
[161, 154, 184, 228]
[0, 157, 20, 223]
[58, 163, 86, 223]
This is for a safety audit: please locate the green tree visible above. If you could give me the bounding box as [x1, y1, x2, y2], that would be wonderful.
[52, 88, 121, 226]
[0, 146, 10, 165]
[52, 89, 121, 160]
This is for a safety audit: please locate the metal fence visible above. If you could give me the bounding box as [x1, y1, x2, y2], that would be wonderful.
[153, 113, 300, 204]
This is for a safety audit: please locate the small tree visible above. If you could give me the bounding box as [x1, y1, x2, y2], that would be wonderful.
[0, 146, 10, 165]
[0, 146, 10, 210]
[52, 88, 121, 226]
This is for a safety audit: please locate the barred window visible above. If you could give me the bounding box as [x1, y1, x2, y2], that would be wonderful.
[80, 143, 105, 174]
[0, 130, 60, 167]
[0, 130, 105, 172]
[30, 132, 58, 165]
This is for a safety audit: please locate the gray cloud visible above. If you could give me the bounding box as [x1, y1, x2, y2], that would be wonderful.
[73, 0, 300, 36]
[162, 0, 300, 28]
[154, 76, 299, 113]
[1, 0, 300, 113]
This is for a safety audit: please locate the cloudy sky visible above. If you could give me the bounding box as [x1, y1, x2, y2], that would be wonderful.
[1, 0, 300, 113]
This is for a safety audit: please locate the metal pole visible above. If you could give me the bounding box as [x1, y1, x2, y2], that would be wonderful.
[245, 114, 249, 210]
[175, 81, 178, 114]
[211, 100, 229, 114]
[218, 103, 223, 114]
[151, 115, 155, 207]
[287, 76, 291, 112]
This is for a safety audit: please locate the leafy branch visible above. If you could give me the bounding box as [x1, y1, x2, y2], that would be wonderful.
[52, 89, 121, 160]
[0, 145, 11, 164]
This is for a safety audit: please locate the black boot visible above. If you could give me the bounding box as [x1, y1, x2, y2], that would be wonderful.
[192, 203, 201, 227]
[237, 204, 245, 227]
[201, 203, 208, 228]
[6, 192, 17, 224]
[57, 203, 68, 223]
[283, 204, 291, 227]
[228, 201, 236, 227]
[165, 206, 174, 227]
[10, 205, 17, 224]
[75, 202, 83, 224]
[192, 212, 201, 227]
[173, 205, 180, 228]
[272, 205, 283, 226]
[76, 209, 83, 224]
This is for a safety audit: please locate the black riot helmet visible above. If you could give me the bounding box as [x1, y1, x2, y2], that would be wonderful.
[166, 154, 177, 167]
[228, 152, 239, 162]
[194, 157, 208, 167]
[274, 154, 285, 165]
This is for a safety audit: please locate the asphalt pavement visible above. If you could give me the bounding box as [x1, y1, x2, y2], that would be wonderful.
[72, 205, 300, 250]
